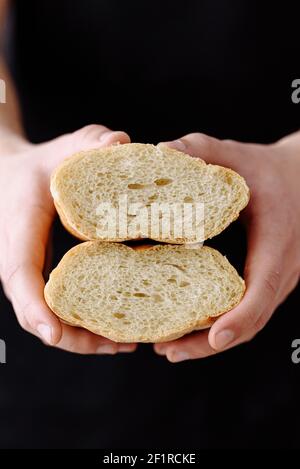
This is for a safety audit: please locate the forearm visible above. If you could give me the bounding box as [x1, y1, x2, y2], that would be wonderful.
[0, 57, 28, 148]
[0, 57, 23, 131]
[0, 0, 28, 153]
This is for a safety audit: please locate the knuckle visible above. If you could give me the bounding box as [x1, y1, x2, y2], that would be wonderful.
[17, 314, 31, 332]
[243, 307, 269, 333]
[222, 138, 236, 146]
[19, 300, 47, 333]
[74, 124, 105, 140]
[186, 132, 208, 140]
[191, 133, 220, 158]
[263, 270, 280, 297]
[185, 132, 212, 148]
[2, 263, 22, 293]
[194, 132, 211, 141]
[254, 311, 269, 333]
[243, 308, 259, 329]
[20, 301, 36, 320]
[18, 302, 39, 330]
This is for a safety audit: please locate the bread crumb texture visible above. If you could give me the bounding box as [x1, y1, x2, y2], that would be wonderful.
[51, 143, 249, 243]
[44, 242, 245, 343]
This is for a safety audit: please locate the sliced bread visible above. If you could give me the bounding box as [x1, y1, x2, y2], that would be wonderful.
[50, 143, 249, 243]
[44, 242, 245, 343]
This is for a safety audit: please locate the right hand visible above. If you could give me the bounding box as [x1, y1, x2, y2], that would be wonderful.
[0, 124, 138, 355]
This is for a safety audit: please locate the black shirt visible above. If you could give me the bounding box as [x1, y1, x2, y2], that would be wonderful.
[0, 0, 299, 449]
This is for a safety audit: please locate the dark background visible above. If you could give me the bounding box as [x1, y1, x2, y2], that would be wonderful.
[0, 0, 299, 449]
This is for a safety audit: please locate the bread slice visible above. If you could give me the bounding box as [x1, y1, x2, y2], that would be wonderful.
[44, 242, 245, 343]
[50, 143, 249, 243]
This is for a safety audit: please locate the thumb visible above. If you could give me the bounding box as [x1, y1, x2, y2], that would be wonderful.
[161, 132, 231, 166]
[70, 124, 131, 153]
[44, 124, 131, 172]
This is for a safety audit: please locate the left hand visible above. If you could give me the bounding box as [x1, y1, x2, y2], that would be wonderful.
[0, 124, 137, 355]
[154, 132, 300, 362]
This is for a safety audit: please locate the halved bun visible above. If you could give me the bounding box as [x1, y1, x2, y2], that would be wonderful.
[44, 242, 245, 343]
[50, 143, 249, 243]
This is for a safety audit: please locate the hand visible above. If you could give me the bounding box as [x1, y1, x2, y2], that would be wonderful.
[154, 132, 300, 362]
[0, 124, 137, 354]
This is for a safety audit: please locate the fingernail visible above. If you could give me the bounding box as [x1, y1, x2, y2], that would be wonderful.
[99, 130, 113, 142]
[165, 139, 187, 152]
[118, 344, 136, 353]
[96, 344, 117, 355]
[214, 329, 235, 350]
[169, 351, 190, 363]
[37, 324, 53, 344]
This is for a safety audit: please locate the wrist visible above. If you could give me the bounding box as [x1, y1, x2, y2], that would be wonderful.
[274, 131, 300, 159]
[272, 133, 300, 187]
[0, 128, 33, 154]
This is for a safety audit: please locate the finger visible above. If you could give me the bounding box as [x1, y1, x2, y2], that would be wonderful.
[161, 132, 262, 183]
[53, 323, 137, 355]
[154, 329, 245, 363]
[275, 265, 299, 306]
[160, 132, 229, 165]
[154, 330, 218, 363]
[45, 124, 131, 172]
[2, 206, 62, 345]
[70, 124, 130, 153]
[208, 210, 285, 351]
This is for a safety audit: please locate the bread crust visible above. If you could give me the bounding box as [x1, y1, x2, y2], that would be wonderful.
[44, 243, 245, 343]
[50, 143, 250, 243]
[47, 143, 249, 343]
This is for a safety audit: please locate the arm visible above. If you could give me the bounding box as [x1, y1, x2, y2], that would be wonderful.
[155, 132, 300, 362]
[0, 1, 136, 354]
[0, 0, 27, 150]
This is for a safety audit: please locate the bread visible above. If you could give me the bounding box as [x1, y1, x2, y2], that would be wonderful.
[47, 143, 249, 343]
[50, 143, 249, 243]
[44, 242, 245, 343]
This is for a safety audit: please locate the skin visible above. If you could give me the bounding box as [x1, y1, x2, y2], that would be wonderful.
[154, 134, 300, 361]
[0, 1, 137, 355]
[0, 125, 140, 355]
[1, 1, 299, 358]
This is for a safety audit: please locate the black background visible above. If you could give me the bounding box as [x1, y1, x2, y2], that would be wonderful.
[0, 0, 299, 449]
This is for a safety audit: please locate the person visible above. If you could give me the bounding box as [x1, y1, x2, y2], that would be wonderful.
[0, 0, 299, 448]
